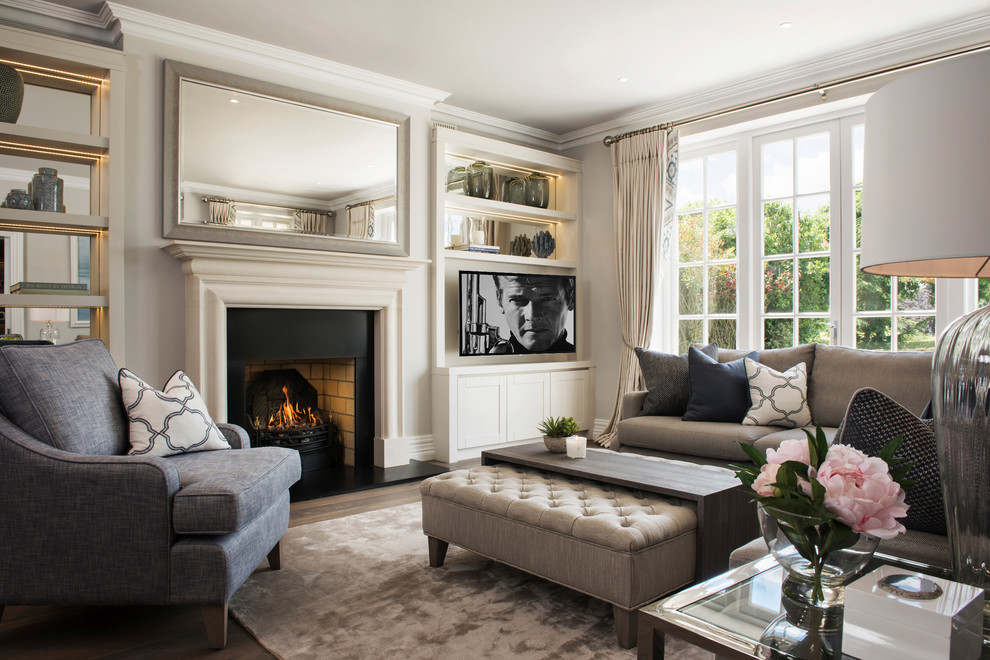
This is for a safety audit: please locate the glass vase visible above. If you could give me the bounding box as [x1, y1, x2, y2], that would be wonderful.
[760, 505, 879, 609]
[465, 161, 494, 199]
[31, 167, 63, 212]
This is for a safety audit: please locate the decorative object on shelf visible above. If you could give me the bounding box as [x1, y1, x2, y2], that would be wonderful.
[525, 172, 550, 208]
[502, 177, 526, 205]
[532, 230, 555, 258]
[0, 62, 24, 124]
[733, 425, 912, 608]
[31, 167, 64, 213]
[446, 166, 467, 194]
[465, 161, 495, 199]
[860, 49, 990, 614]
[29, 308, 69, 345]
[537, 415, 579, 453]
[509, 234, 532, 257]
[11, 281, 87, 295]
[2, 189, 32, 209]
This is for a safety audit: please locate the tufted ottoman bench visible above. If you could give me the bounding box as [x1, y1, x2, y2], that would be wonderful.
[419, 464, 698, 648]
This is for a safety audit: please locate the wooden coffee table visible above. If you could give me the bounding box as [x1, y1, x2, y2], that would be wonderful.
[481, 442, 759, 582]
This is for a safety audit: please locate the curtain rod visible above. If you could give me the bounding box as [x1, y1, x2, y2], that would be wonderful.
[602, 40, 990, 147]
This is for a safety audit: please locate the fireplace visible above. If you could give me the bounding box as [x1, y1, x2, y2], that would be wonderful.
[227, 308, 374, 469]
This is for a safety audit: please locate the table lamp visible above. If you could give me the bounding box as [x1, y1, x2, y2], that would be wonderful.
[28, 307, 70, 344]
[861, 49, 990, 622]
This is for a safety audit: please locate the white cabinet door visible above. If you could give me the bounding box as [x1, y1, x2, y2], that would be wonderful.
[456, 375, 505, 449]
[506, 372, 551, 442]
[550, 370, 590, 430]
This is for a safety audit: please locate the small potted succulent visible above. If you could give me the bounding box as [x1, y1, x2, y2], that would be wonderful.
[537, 415, 579, 453]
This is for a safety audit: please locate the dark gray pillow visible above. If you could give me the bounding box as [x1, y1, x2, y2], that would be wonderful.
[635, 343, 717, 416]
[835, 387, 945, 536]
[682, 347, 758, 423]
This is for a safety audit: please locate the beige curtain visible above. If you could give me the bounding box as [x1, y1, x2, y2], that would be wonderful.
[294, 210, 329, 235]
[205, 198, 236, 225]
[596, 129, 679, 447]
[346, 203, 375, 239]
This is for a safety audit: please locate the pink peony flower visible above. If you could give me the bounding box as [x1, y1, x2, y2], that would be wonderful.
[752, 438, 814, 497]
[816, 444, 908, 539]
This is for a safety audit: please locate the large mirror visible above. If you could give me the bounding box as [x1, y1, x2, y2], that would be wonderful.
[163, 60, 410, 256]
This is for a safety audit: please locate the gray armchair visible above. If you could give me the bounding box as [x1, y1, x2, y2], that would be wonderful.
[0, 339, 301, 648]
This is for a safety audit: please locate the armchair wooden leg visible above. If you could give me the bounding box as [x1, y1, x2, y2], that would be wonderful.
[268, 541, 282, 570]
[203, 604, 228, 649]
[428, 536, 449, 567]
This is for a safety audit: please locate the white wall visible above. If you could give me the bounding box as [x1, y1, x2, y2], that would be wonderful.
[117, 33, 435, 440]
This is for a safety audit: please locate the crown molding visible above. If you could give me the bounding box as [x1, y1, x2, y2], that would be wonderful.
[558, 12, 990, 150]
[432, 103, 563, 151]
[0, 0, 121, 47]
[105, 2, 450, 108]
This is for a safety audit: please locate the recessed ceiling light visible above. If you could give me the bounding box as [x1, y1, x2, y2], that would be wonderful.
[778, 21, 793, 29]
[229, 98, 240, 103]
[618, 76, 630, 83]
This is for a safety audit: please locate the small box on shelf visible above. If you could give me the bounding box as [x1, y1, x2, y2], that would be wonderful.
[10, 281, 88, 295]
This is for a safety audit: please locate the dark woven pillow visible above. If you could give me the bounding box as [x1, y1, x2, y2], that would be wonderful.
[835, 387, 945, 536]
[682, 347, 759, 423]
[635, 343, 717, 416]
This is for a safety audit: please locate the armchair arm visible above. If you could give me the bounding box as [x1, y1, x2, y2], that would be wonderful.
[0, 415, 182, 605]
[621, 390, 648, 421]
[217, 422, 250, 449]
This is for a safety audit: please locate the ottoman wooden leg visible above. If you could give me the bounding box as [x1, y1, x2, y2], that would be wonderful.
[428, 536, 449, 567]
[613, 605, 638, 649]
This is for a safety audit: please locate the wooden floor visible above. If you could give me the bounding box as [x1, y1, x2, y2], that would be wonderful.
[0, 479, 427, 659]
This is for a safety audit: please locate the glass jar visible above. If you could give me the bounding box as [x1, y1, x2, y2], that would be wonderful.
[466, 161, 495, 199]
[502, 177, 526, 205]
[31, 167, 64, 213]
[446, 166, 467, 194]
[525, 172, 550, 208]
[3, 189, 32, 210]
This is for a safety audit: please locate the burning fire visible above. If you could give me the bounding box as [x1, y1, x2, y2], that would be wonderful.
[266, 385, 324, 430]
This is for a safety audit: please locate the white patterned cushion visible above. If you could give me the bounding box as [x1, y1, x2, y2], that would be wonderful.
[119, 368, 230, 457]
[742, 358, 812, 428]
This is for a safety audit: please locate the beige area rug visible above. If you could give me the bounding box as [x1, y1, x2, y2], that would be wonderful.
[229, 502, 715, 660]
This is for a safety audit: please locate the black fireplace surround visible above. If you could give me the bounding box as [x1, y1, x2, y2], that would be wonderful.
[226, 308, 374, 466]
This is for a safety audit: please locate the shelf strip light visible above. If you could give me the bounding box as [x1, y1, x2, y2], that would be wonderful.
[446, 152, 562, 178]
[0, 222, 102, 236]
[0, 58, 104, 87]
[0, 141, 103, 162]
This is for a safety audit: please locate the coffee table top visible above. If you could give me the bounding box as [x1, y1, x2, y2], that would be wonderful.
[480, 442, 740, 503]
[640, 553, 956, 659]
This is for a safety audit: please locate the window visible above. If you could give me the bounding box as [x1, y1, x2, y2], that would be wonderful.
[675, 150, 738, 352]
[669, 109, 946, 354]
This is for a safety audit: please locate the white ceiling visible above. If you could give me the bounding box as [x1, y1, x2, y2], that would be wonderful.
[38, 0, 990, 135]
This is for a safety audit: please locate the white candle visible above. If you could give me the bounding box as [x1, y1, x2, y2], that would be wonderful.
[565, 435, 586, 459]
[471, 230, 486, 244]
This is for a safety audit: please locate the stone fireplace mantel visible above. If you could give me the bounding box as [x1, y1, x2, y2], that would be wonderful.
[164, 239, 429, 467]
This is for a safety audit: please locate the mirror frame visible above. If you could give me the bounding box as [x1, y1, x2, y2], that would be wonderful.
[163, 60, 410, 257]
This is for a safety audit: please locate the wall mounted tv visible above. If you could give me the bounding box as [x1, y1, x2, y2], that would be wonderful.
[459, 270, 576, 356]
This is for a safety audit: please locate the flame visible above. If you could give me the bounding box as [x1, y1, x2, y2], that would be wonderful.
[265, 385, 324, 430]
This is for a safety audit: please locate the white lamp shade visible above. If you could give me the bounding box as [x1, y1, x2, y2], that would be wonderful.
[862, 50, 990, 278]
[28, 308, 70, 323]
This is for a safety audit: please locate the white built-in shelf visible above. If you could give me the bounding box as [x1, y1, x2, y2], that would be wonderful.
[0, 208, 108, 233]
[0, 294, 107, 308]
[443, 249, 577, 269]
[0, 122, 109, 161]
[444, 193, 577, 224]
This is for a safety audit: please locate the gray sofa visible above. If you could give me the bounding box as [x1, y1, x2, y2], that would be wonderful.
[615, 343, 933, 468]
[0, 339, 301, 648]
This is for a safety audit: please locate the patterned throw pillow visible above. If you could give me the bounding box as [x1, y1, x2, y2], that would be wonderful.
[682, 347, 759, 423]
[635, 343, 717, 416]
[119, 368, 230, 457]
[835, 387, 945, 536]
[743, 359, 812, 428]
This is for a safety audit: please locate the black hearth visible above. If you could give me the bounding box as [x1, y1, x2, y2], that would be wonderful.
[226, 307, 445, 501]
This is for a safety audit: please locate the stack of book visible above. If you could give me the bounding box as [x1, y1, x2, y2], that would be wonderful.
[10, 281, 89, 295]
[449, 244, 500, 254]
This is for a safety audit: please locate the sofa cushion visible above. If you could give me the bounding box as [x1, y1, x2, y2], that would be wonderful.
[743, 359, 812, 428]
[0, 339, 128, 455]
[835, 387, 945, 536]
[635, 343, 717, 416]
[168, 446, 301, 535]
[616, 415, 780, 461]
[119, 368, 230, 457]
[683, 347, 758, 423]
[718, 343, 816, 376]
[808, 345, 932, 426]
